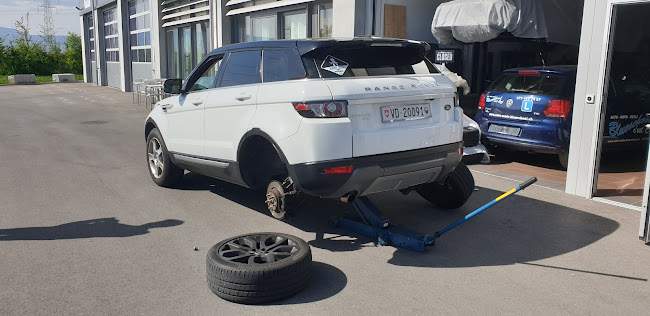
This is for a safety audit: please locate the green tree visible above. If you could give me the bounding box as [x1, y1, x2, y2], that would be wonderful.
[0, 37, 8, 74]
[64, 33, 82, 74]
[9, 13, 52, 75]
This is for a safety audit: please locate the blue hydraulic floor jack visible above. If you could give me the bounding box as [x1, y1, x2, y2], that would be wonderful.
[335, 177, 537, 251]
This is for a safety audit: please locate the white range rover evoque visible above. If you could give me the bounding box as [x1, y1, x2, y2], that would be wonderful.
[145, 38, 474, 219]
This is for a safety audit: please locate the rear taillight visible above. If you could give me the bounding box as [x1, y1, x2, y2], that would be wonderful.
[293, 101, 348, 118]
[478, 93, 486, 110]
[323, 165, 354, 174]
[543, 99, 572, 118]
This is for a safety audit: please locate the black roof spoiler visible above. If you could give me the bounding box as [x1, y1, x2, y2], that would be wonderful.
[297, 37, 431, 56]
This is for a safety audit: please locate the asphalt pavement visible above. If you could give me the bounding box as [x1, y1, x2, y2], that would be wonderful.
[1, 83, 649, 315]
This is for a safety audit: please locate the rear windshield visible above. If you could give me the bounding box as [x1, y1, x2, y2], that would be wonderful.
[488, 73, 567, 95]
[305, 46, 439, 79]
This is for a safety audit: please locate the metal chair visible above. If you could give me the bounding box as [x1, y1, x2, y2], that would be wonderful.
[143, 79, 164, 109]
[132, 79, 145, 104]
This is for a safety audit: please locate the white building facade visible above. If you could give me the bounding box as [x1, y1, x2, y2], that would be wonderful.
[78, 0, 441, 91]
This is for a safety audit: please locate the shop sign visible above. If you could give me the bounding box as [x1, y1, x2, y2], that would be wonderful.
[435, 50, 454, 63]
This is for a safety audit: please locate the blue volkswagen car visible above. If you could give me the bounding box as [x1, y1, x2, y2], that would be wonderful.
[474, 66, 576, 169]
[476, 65, 650, 169]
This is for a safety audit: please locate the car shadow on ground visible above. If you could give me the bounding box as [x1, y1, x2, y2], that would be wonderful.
[179, 172, 621, 270]
[0, 218, 184, 240]
[486, 150, 565, 170]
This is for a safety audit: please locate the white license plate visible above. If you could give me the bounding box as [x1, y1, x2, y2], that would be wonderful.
[381, 103, 431, 123]
[488, 124, 521, 136]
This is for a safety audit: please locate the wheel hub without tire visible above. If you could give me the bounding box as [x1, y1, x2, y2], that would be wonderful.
[265, 181, 286, 220]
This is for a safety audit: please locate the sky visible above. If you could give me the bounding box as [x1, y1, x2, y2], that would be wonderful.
[0, 0, 80, 35]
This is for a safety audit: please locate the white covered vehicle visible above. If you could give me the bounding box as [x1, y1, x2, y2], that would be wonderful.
[145, 38, 474, 218]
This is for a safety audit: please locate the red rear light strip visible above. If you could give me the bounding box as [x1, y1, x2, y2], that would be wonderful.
[478, 93, 486, 110]
[323, 165, 354, 174]
[543, 99, 572, 118]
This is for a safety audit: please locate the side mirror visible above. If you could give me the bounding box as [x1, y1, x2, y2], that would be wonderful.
[163, 79, 183, 94]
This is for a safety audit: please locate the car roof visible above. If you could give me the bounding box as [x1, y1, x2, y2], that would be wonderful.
[206, 37, 431, 57]
[502, 65, 577, 76]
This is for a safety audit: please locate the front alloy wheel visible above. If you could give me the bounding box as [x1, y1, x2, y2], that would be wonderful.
[148, 137, 165, 178]
[145, 128, 183, 187]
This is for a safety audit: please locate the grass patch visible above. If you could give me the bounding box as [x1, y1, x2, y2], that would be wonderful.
[0, 74, 84, 84]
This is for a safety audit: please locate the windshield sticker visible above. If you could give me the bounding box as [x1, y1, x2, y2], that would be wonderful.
[321, 56, 349, 76]
[521, 100, 533, 112]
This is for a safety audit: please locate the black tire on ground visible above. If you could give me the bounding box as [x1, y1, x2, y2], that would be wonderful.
[415, 162, 475, 209]
[206, 233, 312, 304]
[558, 150, 569, 170]
[146, 128, 183, 187]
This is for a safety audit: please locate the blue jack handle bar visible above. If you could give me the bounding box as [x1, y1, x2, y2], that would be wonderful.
[432, 177, 537, 239]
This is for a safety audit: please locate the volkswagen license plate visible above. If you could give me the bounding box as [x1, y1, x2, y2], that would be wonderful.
[488, 124, 521, 136]
[381, 104, 432, 123]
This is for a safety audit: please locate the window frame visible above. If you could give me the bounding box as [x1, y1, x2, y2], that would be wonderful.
[128, 0, 152, 63]
[183, 54, 226, 93]
[103, 7, 119, 62]
[261, 48, 307, 83]
[217, 49, 263, 88]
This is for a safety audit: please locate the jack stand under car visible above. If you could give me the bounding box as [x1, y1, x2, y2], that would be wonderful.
[333, 177, 538, 252]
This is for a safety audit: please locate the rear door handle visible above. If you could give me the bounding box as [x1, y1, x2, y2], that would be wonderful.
[236, 94, 252, 101]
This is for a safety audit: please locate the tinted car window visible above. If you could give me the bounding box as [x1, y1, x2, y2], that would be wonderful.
[220, 50, 261, 88]
[306, 46, 439, 79]
[263, 49, 306, 83]
[188, 57, 223, 92]
[489, 74, 567, 95]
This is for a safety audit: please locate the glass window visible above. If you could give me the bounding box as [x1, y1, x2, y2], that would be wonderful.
[129, 0, 151, 63]
[308, 46, 438, 78]
[181, 26, 192, 79]
[188, 57, 223, 92]
[235, 16, 248, 43]
[87, 15, 95, 62]
[282, 11, 307, 39]
[196, 22, 209, 63]
[220, 50, 262, 87]
[103, 7, 119, 62]
[252, 15, 276, 41]
[318, 3, 333, 38]
[489, 74, 567, 95]
[167, 29, 180, 77]
[263, 49, 306, 83]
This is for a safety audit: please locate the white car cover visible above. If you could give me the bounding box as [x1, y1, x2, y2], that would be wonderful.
[431, 0, 548, 45]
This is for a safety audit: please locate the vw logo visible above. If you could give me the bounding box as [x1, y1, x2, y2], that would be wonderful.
[506, 99, 514, 107]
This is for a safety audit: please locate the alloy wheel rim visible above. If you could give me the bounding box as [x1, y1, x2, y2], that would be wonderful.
[148, 138, 164, 178]
[217, 234, 300, 264]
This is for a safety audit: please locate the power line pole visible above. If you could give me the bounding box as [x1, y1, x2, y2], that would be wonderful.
[40, 0, 57, 52]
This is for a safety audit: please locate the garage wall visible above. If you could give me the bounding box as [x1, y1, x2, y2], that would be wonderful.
[106, 62, 122, 88]
[132, 63, 153, 82]
[91, 61, 98, 83]
[376, 0, 448, 42]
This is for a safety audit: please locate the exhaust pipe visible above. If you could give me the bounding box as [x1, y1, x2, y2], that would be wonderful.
[340, 192, 357, 203]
